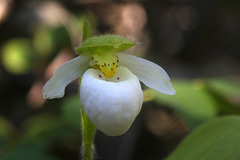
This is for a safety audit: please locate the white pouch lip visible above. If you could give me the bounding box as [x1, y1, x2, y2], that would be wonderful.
[80, 66, 143, 136]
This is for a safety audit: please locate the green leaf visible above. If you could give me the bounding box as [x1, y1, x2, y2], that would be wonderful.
[152, 80, 218, 128]
[83, 20, 92, 41]
[76, 35, 137, 55]
[166, 116, 240, 160]
[206, 78, 240, 105]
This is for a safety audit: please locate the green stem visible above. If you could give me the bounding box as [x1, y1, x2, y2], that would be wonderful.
[80, 20, 95, 160]
[79, 79, 96, 160]
[81, 106, 96, 160]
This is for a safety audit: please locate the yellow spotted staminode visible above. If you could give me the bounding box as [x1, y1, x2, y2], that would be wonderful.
[43, 31, 175, 136]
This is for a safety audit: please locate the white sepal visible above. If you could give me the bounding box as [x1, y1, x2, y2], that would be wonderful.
[80, 66, 143, 136]
[43, 55, 91, 99]
[118, 53, 176, 95]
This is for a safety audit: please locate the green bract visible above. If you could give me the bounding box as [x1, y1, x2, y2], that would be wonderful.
[75, 35, 137, 55]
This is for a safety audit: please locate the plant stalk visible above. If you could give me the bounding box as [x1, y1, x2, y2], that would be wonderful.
[81, 106, 96, 160]
[79, 79, 96, 160]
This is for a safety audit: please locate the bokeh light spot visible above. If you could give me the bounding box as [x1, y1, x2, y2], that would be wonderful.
[1, 38, 33, 74]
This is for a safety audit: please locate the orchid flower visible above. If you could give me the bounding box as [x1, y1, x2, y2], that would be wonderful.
[43, 34, 175, 136]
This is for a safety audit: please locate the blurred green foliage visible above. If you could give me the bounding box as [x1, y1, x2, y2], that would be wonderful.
[151, 78, 240, 160]
[152, 80, 218, 128]
[1, 142, 57, 160]
[0, 95, 81, 160]
[0, 13, 97, 76]
[206, 78, 240, 106]
[0, 117, 14, 149]
[151, 78, 240, 129]
[166, 116, 240, 160]
[33, 25, 71, 58]
[60, 95, 81, 128]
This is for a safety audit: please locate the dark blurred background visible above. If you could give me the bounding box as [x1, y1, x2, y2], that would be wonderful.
[0, 0, 240, 160]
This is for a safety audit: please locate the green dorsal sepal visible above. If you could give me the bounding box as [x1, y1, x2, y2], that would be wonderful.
[75, 35, 137, 55]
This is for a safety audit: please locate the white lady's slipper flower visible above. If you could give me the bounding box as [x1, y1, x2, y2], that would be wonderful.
[43, 35, 175, 136]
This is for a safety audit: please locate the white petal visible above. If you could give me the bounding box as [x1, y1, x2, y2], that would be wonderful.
[43, 55, 91, 99]
[80, 66, 143, 136]
[118, 53, 176, 95]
